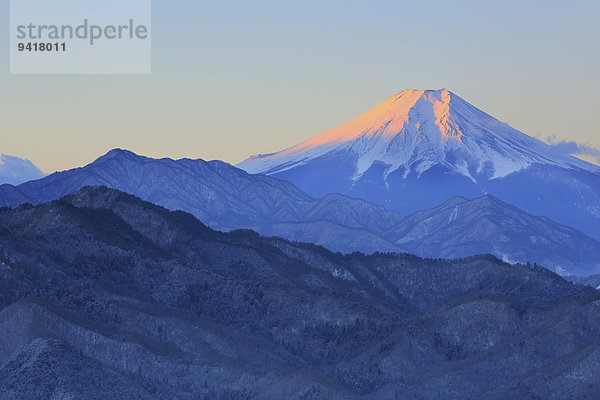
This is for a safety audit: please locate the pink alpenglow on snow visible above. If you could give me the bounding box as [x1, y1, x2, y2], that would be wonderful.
[238, 89, 598, 182]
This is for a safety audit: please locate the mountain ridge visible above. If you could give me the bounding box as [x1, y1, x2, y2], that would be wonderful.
[236, 89, 600, 239]
[385, 194, 600, 276]
[1, 186, 600, 399]
[1, 149, 599, 275]
[0, 148, 405, 236]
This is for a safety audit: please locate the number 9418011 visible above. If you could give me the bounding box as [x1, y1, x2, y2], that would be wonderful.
[18, 42, 66, 52]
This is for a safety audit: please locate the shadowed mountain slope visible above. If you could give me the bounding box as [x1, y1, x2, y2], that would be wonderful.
[1, 150, 600, 276]
[0, 186, 599, 399]
[385, 195, 600, 276]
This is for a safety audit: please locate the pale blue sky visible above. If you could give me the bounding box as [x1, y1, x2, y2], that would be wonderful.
[1, 0, 599, 172]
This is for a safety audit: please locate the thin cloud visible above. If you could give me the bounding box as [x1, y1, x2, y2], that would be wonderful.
[542, 136, 600, 165]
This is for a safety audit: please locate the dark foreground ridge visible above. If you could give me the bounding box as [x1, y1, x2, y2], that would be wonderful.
[0, 186, 599, 399]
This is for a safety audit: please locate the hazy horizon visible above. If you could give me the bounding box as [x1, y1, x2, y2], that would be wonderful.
[1, 0, 599, 173]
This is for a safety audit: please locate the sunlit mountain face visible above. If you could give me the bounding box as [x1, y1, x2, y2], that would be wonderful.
[238, 89, 600, 240]
[239, 89, 590, 180]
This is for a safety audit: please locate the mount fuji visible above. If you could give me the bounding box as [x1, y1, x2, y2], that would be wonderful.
[238, 89, 600, 239]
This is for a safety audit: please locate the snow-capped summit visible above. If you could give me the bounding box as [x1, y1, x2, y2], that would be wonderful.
[239, 89, 592, 182]
[238, 89, 600, 240]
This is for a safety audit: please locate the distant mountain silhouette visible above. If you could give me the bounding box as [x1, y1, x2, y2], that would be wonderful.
[1, 149, 599, 275]
[0, 154, 45, 185]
